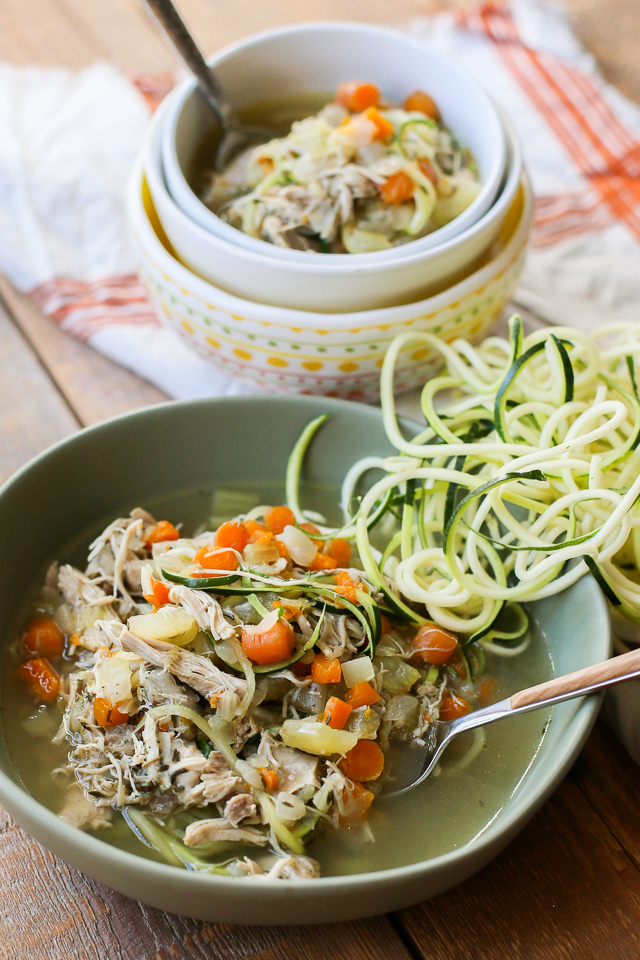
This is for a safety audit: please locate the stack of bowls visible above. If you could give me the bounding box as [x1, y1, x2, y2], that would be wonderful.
[129, 22, 531, 400]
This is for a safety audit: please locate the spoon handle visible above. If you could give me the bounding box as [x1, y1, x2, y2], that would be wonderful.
[142, 0, 228, 125]
[510, 646, 640, 709]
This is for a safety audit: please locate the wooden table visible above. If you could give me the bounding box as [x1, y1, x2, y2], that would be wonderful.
[2, 1, 640, 957]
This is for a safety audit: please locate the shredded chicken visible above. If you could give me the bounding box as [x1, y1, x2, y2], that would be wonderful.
[184, 818, 268, 847]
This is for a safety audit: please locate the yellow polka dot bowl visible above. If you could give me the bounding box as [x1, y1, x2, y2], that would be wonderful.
[127, 155, 532, 401]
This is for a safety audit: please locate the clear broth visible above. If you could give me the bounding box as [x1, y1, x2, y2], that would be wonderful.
[1, 482, 552, 876]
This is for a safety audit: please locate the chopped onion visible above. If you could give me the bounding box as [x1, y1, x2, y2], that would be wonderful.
[215, 640, 239, 666]
[236, 759, 264, 789]
[276, 525, 317, 567]
[280, 718, 357, 756]
[385, 694, 419, 725]
[341, 656, 375, 688]
[241, 608, 281, 637]
[275, 792, 306, 822]
[244, 541, 280, 565]
[129, 607, 198, 647]
[216, 690, 240, 722]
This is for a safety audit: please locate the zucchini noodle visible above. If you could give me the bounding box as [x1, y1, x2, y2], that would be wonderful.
[349, 319, 640, 638]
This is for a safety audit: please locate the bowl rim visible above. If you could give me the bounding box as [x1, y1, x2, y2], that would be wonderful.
[0, 393, 610, 904]
[130, 153, 532, 329]
[160, 19, 507, 266]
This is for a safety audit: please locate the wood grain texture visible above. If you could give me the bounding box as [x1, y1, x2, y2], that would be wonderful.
[398, 773, 640, 960]
[510, 648, 640, 709]
[0, 808, 412, 960]
[0, 296, 78, 485]
[0, 279, 167, 426]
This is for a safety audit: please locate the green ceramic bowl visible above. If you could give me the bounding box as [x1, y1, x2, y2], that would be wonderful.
[0, 395, 610, 924]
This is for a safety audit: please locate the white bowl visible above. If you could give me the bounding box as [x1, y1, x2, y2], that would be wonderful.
[144, 99, 520, 313]
[129, 145, 532, 399]
[162, 23, 506, 266]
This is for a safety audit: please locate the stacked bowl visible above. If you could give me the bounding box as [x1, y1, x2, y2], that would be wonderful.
[129, 22, 531, 400]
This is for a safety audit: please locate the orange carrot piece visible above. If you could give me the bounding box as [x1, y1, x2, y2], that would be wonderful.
[339, 739, 385, 782]
[411, 624, 458, 665]
[339, 782, 375, 824]
[145, 520, 179, 549]
[264, 505, 296, 535]
[215, 521, 248, 552]
[17, 657, 60, 701]
[324, 696, 352, 730]
[380, 613, 391, 638]
[308, 551, 338, 571]
[243, 519, 269, 542]
[261, 768, 279, 792]
[418, 157, 438, 185]
[363, 106, 394, 141]
[332, 571, 361, 603]
[311, 654, 342, 684]
[193, 545, 238, 573]
[300, 521, 325, 553]
[143, 576, 171, 607]
[439, 694, 470, 721]
[403, 89, 440, 120]
[380, 171, 415, 204]
[93, 697, 129, 727]
[336, 80, 380, 113]
[345, 680, 381, 709]
[241, 618, 295, 665]
[23, 618, 64, 658]
[326, 538, 352, 567]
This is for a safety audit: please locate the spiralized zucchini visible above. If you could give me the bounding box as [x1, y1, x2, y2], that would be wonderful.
[345, 317, 640, 643]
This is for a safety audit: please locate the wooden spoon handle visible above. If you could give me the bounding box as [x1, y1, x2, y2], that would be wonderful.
[510, 646, 640, 709]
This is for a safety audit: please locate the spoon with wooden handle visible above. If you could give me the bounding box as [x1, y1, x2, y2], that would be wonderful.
[142, 0, 273, 170]
[381, 646, 640, 797]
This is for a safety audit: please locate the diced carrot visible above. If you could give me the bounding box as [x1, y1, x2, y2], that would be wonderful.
[241, 618, 295, 665]
[93, 697, 129, 727]
[336, 80, 380, 113]
[339, 739, 384, 781]
[324, 696, 352, 730]
[339, 781, 375, 824]
[300, 522, 325, 553]
[439, 694, 470, 721]
[418, 157, 438, 185]
[363, 106, 394, 141]
[143, 576, 171, 607]
[311, 653, 342, 684]
[193, 545, 238, 573]
[380, 171, 415, 204]
[17, 657, 60, 701]
[243, 519, 269, 542]
[264, 505, 296, 535]
[145, 520, 179, 549]
[448, 649, 467, 679]
[332, 571, 361, 603]
[23, 618, 64, 658]
[215, 521, 248, 553]
[326, 537, 352, 567]
[412, 624, 458, 665]
[274, 539, 290, 559]
[346, 680, 381, 709]
[380, 614, 391, 637]
[403, 89, 440, 120]
[308, 551, 338, 571]
[261, 768, 279, 792]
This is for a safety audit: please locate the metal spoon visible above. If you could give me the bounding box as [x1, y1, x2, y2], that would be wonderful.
[142, 0, 273, 170]
[381, 645, 640, 798]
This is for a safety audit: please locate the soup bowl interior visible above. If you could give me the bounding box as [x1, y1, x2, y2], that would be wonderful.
[0, 395, 609, 924]
[162, 21, 506, 263]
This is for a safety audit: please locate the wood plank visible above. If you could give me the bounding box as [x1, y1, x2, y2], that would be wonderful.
[571, 718, 640, 870]
[397, 769, 640, 960]
[0, 279, 167, 427]
[0, 296, 78, 485]
[0, 808, 412, 960]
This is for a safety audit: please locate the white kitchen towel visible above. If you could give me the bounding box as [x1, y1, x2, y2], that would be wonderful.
[0, 0, 639, 401]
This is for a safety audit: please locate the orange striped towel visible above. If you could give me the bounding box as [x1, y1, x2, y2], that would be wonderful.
[0, 2, 639, 400]
[411, 1, 640, 331]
